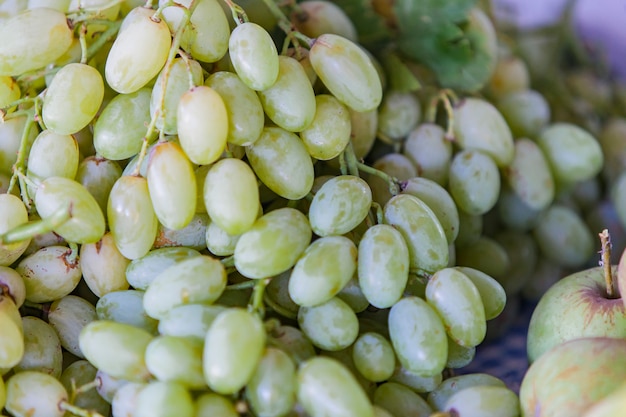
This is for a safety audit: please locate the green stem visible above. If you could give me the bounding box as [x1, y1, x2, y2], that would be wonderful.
[248, 278, 269, 318]
[356, 162, 400, 196]
[371, 202, 384, 224]
[8, 111, 36, 197]
[425, 89, 457, 140]
[221, 0, 249, 24]
[225, 280, 257, 290]
[85, 20, 122, 62]
[79, 23, 89, 64]
[263, 293, 297, 320]
[220, 255, 235, 268]
[259, 0, 313, 47]
[0, 97, 39, 115]
[0, 203, 72, 246]
[343, 141, 360, 177]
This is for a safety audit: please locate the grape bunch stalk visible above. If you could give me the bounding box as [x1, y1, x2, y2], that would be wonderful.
[0, 0, 624, 416]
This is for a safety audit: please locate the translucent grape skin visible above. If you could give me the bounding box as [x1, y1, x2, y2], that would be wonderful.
[14, 316, 62, 378]
[80, 232, 131, 297]
[48, 295, 98, 358]
[26, 130, 79, 190]
[427, 373, 506, 411]
[374, 382, 434, 417]
[5, 371, 69, 417]
[444, 385, 520, 417]
[0, 193, 30, 267]
[229, 22, 280, 91]
[448, 149, 501, 216]
[352, 332, 396, 382]
[298, 297, 359, 351]
[96, 290, 158, 334]
[144, 336, 205, 389]
[134, 381, 194, 417]
[125, 247, 201, 290]
[0, 294, 24, 370]
[300, 94, 352, 160]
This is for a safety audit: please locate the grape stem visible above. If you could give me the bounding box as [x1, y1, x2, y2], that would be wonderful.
[8, 110, 36, 205]
[249, 278, 270, 318]
[263, 292, 297, 320]
[356, 162, 401, 196]
[220, 255, 235, 268]
[0, 203, 73, 246]
[599, 229, 615, 298]
[425, 89, 458, 141]
[222, 0, 249, 25]
[258, 0, 314, 48]
[225, 280, 256, 290]
[371, 202, 384, 224]
[79, 23, 89, 65]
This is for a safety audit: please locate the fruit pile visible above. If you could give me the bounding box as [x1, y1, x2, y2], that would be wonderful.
[0, 0, 625, 416]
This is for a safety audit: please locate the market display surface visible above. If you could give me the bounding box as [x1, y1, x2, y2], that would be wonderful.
[1, 0, 626, 416]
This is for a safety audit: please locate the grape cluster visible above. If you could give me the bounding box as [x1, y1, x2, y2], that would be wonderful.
[0, 0, 624, 416]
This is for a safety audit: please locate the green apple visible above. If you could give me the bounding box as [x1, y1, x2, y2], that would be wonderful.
[520, 337, 626, 417]
[526, 265, 626, 363]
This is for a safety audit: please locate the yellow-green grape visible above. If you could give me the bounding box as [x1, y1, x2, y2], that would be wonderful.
[245, 347, 297, 417]
[15, 246, 81, 303]
[203, 158, 259, 235]
[449, 149, 501, 216]
[0, 266, 26, 308]
[426, 268, 486, 348]
[455, 236, 510, 282]
[134, 381, 194, 417]
[374, 382, 434, 417]
[258, 55, 316, 132]
[195, 393, 238, 417]
[143, 255, 226, 319]
[427, 373, 507, 411]
[308, 175, 372, 237]
[292, 0, 358, 41]
[35, 177, 106, 244]
[111, 382, 146, 417]
[389, 367, 443, 394]
[349, 108, 378, 160]
[205, 218, 242, 257]
[42, 63, 104, 135]
[105, 6, 172, 94]
[108, 175, 159, 260]
[358, 224, 409, 308]
[147, 141, 197, 230]
[60, 360, 111, 416]
[289, 236, 357, 307]
[493, 230, 538, 295]
[125, 247, 201, 290]
[204, 71, 264, 146]
[0, 116, 38, 176]
[0, 8, 73, 75]
[297, 356, 375, 417]
[378, 91, 421, 141]
[298, 297, 359, 351]
[454, 267, 506, 320]
[80, 233, 130, 297]
[158, 304, 226, 341]
[352, 332, 395, 382]
[246, 127, 314, 200]
[452, 97, 514, 167]
[383, 194, 449, 274]
[309, 33, 382, 112]
[336, 277, 369, 313]
[0, 75, 20, 109]
[14, 316, 62, 377]
[300, 94, 351, 160]
[150, 57, 203, 135]
[26, 130, 79, 189]
[145, 336, 204, 389]
[389, 296, 448, 376]
[444, 385, 520, 417]
[368, 153, 416, 205]
[401, 177, 460, 244]
[487, 55, 530, 100]
[203, 308, 266, 394]
[267, 325, 316, 365]
[0, 193, 30, 266]
[0, 294, 23, 369]
[79, 320, 153, 382]
[96, 290, 158, 334]
[536, 123, 603, 184]
[445, 336, 476, 368]
[497, 89, 551, 138]
[177, 86, 228, 165]
[5, 371, 68, 417]
[532, 204, 594, 268]
[229, 22, 279, 91]
[76, 156, 122, 216]
[153, 212, 209, 250]
[93, 88, 152, 160]
[48, 295, 97, 358]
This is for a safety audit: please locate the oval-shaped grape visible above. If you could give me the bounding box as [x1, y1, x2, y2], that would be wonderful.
[158, 304, 226, 341]
[427, 373, 506, 411]
[449, 149, 501, 216]
[125, 247, 201, 290]
[229, 22, 279, 91]
[352, 332, 395, 382]
[75, 156, 123, 216]
[134, 381, 194, 417]
[300, 94, 351, 160]
[246, 347, 297, 417]
[195, 393, 238, 417]
[454, 266, 506, 320]
[14, 316, 62, 378]
[403, 123, 453, 186]
[298, 297, 359, 351]
[80, 233, 130, 297]
[374, 382, 434, 417]
[96, 290, 158, 334]
[444, 385, 520, 417]
[497, 89, 551, 138]
[48, 295, 97, 358]
[26, 130, 79, 188]
[145, 336, 204, 389]
[378, 91, 421, 141]
[5, 371, 68, 417]
[0, 193, 30, 266]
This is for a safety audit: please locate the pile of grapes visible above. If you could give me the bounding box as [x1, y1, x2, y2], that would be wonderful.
[1, 0, 625, 416]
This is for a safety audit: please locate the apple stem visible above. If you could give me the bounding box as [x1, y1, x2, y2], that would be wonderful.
[599, 229, 615, 298]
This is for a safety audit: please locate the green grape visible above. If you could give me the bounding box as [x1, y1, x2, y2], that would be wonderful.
[388, 366, 442, 394]
[449, 149, 501, 216]
[0, 294, 23, 370]
[258, 55, 316, 132]
[177, 85, 228, 165]
[42, 63, 104, 135]
[373, 382, 434, 417]
[402, 124, 452, 186]
[493, 230, 539, 295]
[80, 320, 153, 382]
[111, 382, 146, 417]
[388, 296, 447, 376]
[358, 224, 409, 308]
[309, 33, 382, 112]
[352, 332, 395, 382]
[383, 194, 449, 273]
[496, 186, 543, 231]
[203, 308, 266, 394]
[536, 123, 603, 184]
[426, 268, 486, 347]
[503, 138, 555, 211]
[298, 297, 359, 351]
[158, 303, 225, 340]
[401, 177, 460, 243]
[297, 356, 375, 417]
[444, 385, 520, 417]
[373, 406, 394, 417]
[446, 336, 476, 368]
[194, 164, 210, 213]
[454, 266, 506, 320]
[185, 0, 230, 63]
[455, 236, 510, 282]
[0, 8, 73, 76]
[80, 232, 130, 297]
[205, 71, 265, 146]
[75, 156, 122, 216]
[107, 175, 159, 260]
[0, 266, 26, 308]
[93, 88, 152, 160]
[452, 97, 514, 167]
[486, 55, 530, 99]
[60, 360, 111, 416]
[125, 246, 201, 290]
[427, 373, 507, 411]
[35, 177, 105, 244]
[134, 381, 194, 417]
[300, 94, 351, 160]
[246, 127, 314, 200]
[0, 116, 38, 176]
[292, 0, 358, 41]
[105, 6, 172, 93]
[336, 277, 369, 313]
[153, 212, 209, 250]
[16, 246, 81, 303]
[204, 158, 259, 235]
[378, 91, 421, 141]
[96, 369, 130, 404]
[234, 207, 312, 279]
[264, 270, 299, 318]
[195, 393, 239, 417]
[96, 290, 158, 334]
[0, 373, 5, 410]
[5, 371, 68, 417]
[229, 22, 279, 91]
[0, 193, 30, 266]
[532, 204, 594, 268]
[267, 325, 316, 365]
[48, 295, 97, 358]
[289, 236, 357, 307]
[143, 255, 226, 319]
[349, 108, 378, 160]
[146, 141, 197, 230]
[246, 347, 297, 417]
[309, 175, 372, 237]
[26, 130, 79, 193]
[14, 316, 62, 378]
[368, 153, 417, 205]
[145, 336, 204, 389]
[598, 118, 626, 182]
[150, 57, 203, 135]
[497, 89, 551, 138]
[0, 75, 20, 110]
[205, 218, 241, 257]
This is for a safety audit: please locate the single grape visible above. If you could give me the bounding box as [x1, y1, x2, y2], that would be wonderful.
[388, 366, 443, 394]
[455, 236, 511, 282]
[205, 218, 242, 257]
[298, 297, 359, 351]
[229, 22, 279, 91]
[0, 266, 26, 308]
[497, 89, 551, 138]
[134, 381, 194, 417]
[352, 332, 395, 382]
[0, 293, 23, 370]
[448, 149, 501, 216]
[96, 290, 158, 334]
[349, 108, 378, 160]
[445, 336, 476, 368]
[427, 373, 507, 411]
[486, 55, 530, 99]
[4, 371, 68, 417]
[145, 336, 205, 389]
[75, 156, 122, 216]
[444, 385, 520, 417]
[368, 153, 417, 205]
[157, 303, 226, 341]
[267, 325, 317, 366]
[377, 91, 421, 141]
[26, 130, 79, 190]
[125, 246, 201, 290]
[454, 266, 507, 320]
[195, 393, 238, 417]
[80, 232, 130, 297]
[300, 94, 351, 160]
[0, 193, 30, 266]
[48, 295, 97, 358]
[373, 382, 434, 417]
[14, 316, 62, 378]
[292, 0, 358, 41]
